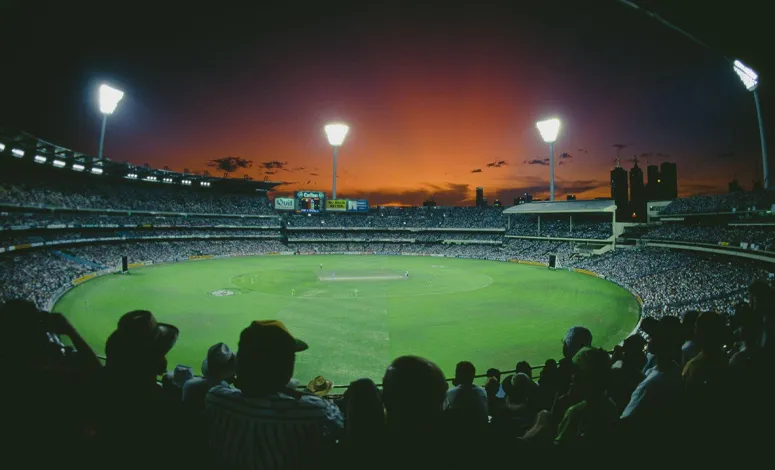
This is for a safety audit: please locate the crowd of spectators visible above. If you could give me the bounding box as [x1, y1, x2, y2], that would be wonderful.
[660, 191, 775, 215]
[0, 176, 275, 215]
[506, 215, 613, 240]
[1, 212, 280, 229]
[7, 285, 774, 468]
[630, 223, 775, 250]
[285, 207, 506, 229]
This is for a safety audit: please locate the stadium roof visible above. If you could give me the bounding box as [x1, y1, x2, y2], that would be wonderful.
[502, 200, 616, 214]
[0, 124, 283, 191]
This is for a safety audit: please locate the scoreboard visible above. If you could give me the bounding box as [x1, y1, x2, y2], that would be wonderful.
[296, 191, 325, 213]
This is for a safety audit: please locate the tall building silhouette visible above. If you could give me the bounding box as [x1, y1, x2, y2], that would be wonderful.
[476, 186, 484, 207]
[646, 164, 661, 201]
[630, 160, 646, 221]
[660, 162, 678, 199]
[610, 161, 629, 221]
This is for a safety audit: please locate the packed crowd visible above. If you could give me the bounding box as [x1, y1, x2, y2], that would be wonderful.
[660, 191, 775, 215]
[0, 240, 288, 307]
[0, 176, 275, 215]
[630, 223, 775, 250]
[285, 207, 506, 229]
[7, 285, 773, 468]
[1, 212, 280, 228]
[506, 215, 613, 240]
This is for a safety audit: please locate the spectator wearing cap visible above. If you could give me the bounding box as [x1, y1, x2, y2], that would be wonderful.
[205, 320, 343, 470]
[555, 347, 618, 446]
[444, 361, 488, 425]
[494, 372, 538, 438]
[182, 342, 237, 412]
[96, 310, 190, 469]
[162, 364, 194, 402]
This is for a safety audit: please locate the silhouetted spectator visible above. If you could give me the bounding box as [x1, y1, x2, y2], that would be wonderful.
[162, 364, 194, 401]
[444, 361, 488, 425]
[341, 378, 385, 462]
[381, 355, 452, 468]
[683, 312, 729, 394]
[555, 347, 617, 446]
[609, 335, 646, 413]
[206, 320, 343, 469]
[95, 310, 190, 469]
[495, 372, 538, 438]
[622, 318, 684, 423]
[681, 311, 701, 365]
[486, 367, 506, 398]
[515, 360, 532, 377]
[557, 326, 592, 395]
[182, 342, 236, 412]
[534, 358, 559, 410]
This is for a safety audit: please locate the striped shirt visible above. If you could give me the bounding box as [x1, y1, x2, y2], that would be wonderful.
[205, 385, 344, 470]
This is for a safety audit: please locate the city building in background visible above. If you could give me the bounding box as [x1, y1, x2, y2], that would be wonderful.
[660, 162, 678, 199]
[629, 160, 646, 221]
[610, 161, 629, 221]
[646, 164, 661, 200]
[476, 186, 485, 207]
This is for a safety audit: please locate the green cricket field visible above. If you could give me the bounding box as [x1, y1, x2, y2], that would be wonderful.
[55, 255, 639, 386]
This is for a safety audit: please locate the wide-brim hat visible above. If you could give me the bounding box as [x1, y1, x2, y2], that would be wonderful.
[240, 320, 308, 354]
[164, 365, 194, 388]
[116, 310, 179, 355]
[307, 375, 334, 396]
[202, 342, 237, 381]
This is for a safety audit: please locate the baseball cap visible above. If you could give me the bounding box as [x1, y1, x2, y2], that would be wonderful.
[239, 320, 308, 354]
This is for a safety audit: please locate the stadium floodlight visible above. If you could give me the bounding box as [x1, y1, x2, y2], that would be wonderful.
[53, 160, 66, 168]
[97, 84, 124, 160]
[11, 148, 24, 158]
[324, 123, 349, 199]
[0, 143, 5, 152]
[733, 59, 768, 189]
[72, 163, 85, 171]
[536, 118, 561, 201]
[91, 167, 103, 175]
[34, 155, 47, 163]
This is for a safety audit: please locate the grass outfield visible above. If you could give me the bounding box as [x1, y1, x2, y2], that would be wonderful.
[56, 255, 639, 385]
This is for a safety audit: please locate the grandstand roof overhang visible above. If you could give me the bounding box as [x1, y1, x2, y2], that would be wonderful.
[502, 200, 616, 214]
[0, 124, 283, 192]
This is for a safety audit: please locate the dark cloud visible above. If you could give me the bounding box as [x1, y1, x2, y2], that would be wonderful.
[656, 153, 671, 158]
[292, 167, 306, 171]
[309, 172, 319, 176]
[559, 152, 572, 159]
[259, 160, 288, 170]
[265, 170, 277, 175]
[344, 182, 472, 206]
[486, 160, 508, 168]
[493, 177, 609, 203]
[523, 158, 549, 165]
[639, 152, 653, 158]
[577, 148, 588, 153]
[558, 160, 570, 166]
[471, 168, 482, 173]
[206, 156, 253, 173]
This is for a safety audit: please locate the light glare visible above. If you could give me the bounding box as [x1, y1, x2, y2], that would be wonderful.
[324, 123, 349, 146]
[34, 155, 47, 163]
[11, 148, 24, 157]
[99, 84, 125, 115]
[536, 118, 561, 143]
[0, 143, 5, 152]
[733, 60, 758, 91]
[72, 163, 85, 171]
[91, 167, 103, 175]
[52, 160, 66, 168]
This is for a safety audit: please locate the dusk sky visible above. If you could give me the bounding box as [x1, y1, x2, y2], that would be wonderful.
[0, 0, 771, 205]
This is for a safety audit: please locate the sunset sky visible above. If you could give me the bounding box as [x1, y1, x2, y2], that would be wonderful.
[0, 1, 771, 205]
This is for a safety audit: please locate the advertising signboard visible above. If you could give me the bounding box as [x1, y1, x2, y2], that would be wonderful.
[347, 199, 369, 212]
[274, 197, 296, 211]
[325, 199, 347, 212]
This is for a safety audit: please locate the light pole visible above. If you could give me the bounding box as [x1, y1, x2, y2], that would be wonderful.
[733, 60, 769, 189]
[98, 84, 124, 159]
[324, 123, 349, 199]
[536, 118, 561, 201]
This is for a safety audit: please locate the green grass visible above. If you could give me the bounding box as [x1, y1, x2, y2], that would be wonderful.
[55, 255, 639, 386]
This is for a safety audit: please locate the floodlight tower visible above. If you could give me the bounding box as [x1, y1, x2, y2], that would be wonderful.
[733, 60, 769, 189]
[97, 84, 124, 159]
[324, 123, 349, 199]
[536, 118, 561, 201]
